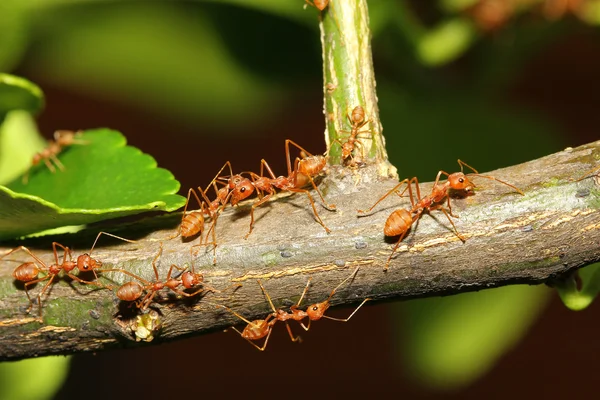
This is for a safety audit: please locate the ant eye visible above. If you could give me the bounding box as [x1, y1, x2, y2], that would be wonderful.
[312, 306, 318, 311]
[240, 187, 246, 193]
[459, 178, 464, 183]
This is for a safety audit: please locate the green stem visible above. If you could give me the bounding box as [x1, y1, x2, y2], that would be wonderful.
[320, 0, 396, 177]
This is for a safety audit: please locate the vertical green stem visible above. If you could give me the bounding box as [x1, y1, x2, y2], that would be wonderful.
[320, 0, 396, 178]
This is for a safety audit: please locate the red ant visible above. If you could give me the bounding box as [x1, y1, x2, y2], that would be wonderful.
[103, 243, 217, 310]
[2, 231, 135, 317]
[172, 162, 251, 263]
[23, 130, 88, 184]
[219, 267, 369, 351]
[226, 140, 336, 238]
[358, 160, 524, 270]
[305, 0, 329, 11]
[331, 105, 371, 166]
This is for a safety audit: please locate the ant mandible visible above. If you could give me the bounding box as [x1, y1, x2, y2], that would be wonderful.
[2, 231, 134, 318]
[358, 160, 524, 270]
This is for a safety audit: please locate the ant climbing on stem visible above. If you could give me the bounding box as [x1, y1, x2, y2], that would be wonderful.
[22, 130, 88, 184]
[225, 140, 336, 239]
[102, 243, 217, 310]
[331, 105, 371, 166]
[358, 160, 524, 270]
[1, 231, 135, 318]
[217, 267, 369, 351]
[305, 0, 329, 11]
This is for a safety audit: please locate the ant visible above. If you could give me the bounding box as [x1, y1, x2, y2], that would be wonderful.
[226, 140, 336, 239]
[218, 267, 369, 351]
[22, 130, 87, 184]
[103, 243, 217, 310]
[305, 0, 329, 11]
[331, 105, 371, 166]
[2, 231, 135, 318]
[172, 161, 251, 262]
[358, 160, 524, 270]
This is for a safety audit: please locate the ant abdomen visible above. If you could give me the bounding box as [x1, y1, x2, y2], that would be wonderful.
[13, 262, 40, 282]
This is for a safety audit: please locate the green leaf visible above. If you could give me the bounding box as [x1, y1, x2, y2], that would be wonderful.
[555, 263, 600, 311]
[0, 111, 46, 185]
[417, 18, 478, 66]
[0, 129, 185, 240]
[0, 356, 70, 400]
[398, 285, 550, 390]
[0, 73, 44, 118]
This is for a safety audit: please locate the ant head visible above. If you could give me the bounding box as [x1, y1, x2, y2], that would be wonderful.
[77, 254, 100, 272]
[231, 179, 255, 205]
[306, 301, 329, 321]
[182, 271, 203, 289]
[448, 172, 475, 193]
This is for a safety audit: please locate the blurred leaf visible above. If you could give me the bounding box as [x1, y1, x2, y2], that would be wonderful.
[0, 111, 46, 185]
[580, 0, 600, 24]
[398, 285, 550, 390]
[0, 73, 44, 118]
[555, 263, 600, 311]
[0, 129, 185, 240]
[0, 0, 30, 71]
[417, 18, 478, 66]
[27, 2, 279, 129]
[0, 356, 70, 400]
[379, 88, 564, 179]
[440, 0, 479, 12]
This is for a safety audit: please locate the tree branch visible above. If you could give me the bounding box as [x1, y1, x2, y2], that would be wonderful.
[1, 140, 600, 360]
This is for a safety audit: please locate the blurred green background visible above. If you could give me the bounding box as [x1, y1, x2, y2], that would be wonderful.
[1, 0, 599, 398]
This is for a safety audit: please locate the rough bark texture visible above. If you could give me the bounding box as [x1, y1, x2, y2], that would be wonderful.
[1, 140, 600, 360]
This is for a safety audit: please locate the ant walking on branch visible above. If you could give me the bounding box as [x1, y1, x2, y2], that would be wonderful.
[103, 243, 217, 310]
[218, 267, 369, 351]
[2, 231, 135, 318]
[358, 160, 524, 270]
[226, 140, 336, 238]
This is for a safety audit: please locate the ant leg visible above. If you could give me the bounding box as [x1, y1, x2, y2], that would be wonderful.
[357, 179, 411, 214]
[467, 173, 524, 195]
[150, 244, 164, 281]
[288, 188, 331, 233]
[33, 274, 57, 318]
[257, 280, 278, 313]
[22, 275, 51, 316]
[302, 172, 336, 210]
[322, 298, 371, 322]
[243, 193, 274, 239]
[1, 246, 48, 270]
[43, 158, 57, 173]
[52, 242, 73, 266]
[575, 166, 600, 182]
[457, 159, 479, 174]
[285, 140, 314, 176]
[88, 231, 137, 256]
[284, 322, 302, 343]
[385, 228, 412, 271]
[438, 208, 466, 242]
[50, 154, 65, 171]
[98, 268, 152, 286]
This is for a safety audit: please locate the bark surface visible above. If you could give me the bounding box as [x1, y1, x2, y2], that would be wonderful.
[1, 141, 599, 361]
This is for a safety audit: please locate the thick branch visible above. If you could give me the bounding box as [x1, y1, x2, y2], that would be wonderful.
[1, 141, 600, 360]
